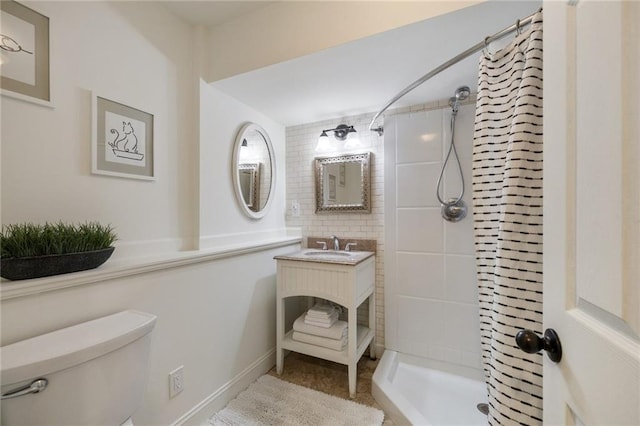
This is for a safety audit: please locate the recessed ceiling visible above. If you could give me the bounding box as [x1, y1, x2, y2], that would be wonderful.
[210, 1, 541, 127]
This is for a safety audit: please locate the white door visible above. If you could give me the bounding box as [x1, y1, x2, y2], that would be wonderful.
[542, 1, 640, 424]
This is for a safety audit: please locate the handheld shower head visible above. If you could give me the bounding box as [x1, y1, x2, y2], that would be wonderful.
[454, 86, 470, 101]
[449, 96, 459, 112]
[449, 85, 471, 113]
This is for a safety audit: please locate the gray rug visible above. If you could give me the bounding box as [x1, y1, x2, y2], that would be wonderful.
[208, 375, 384, 426]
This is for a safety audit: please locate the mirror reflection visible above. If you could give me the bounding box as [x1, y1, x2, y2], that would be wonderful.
[233, 123, 275, 219]
[315, 152, 371, 213]
[238, 163, 259, 211]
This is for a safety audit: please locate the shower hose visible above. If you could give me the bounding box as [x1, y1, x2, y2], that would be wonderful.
[436, 106, 465, 208]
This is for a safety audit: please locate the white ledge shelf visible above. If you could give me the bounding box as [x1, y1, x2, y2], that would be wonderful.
[1, 236, 301, 301]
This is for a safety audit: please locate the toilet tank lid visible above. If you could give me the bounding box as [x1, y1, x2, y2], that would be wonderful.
[0, 310, 157, 385]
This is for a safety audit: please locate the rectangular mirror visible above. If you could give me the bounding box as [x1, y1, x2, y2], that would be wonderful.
[314, 152, 371, 213]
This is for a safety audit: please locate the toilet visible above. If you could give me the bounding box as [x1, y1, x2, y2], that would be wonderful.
[0, 310, 157, 425]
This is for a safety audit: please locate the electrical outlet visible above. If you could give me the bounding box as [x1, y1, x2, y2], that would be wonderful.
[291, 200, 300, 217]
[169, 366, 184, 398]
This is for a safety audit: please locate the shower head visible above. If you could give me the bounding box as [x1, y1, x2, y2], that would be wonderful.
[449, 85, 471, 112]
[454, 86, 470, 101]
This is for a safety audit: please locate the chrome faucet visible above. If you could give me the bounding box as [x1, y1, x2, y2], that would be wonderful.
[331, 235, 340, 251]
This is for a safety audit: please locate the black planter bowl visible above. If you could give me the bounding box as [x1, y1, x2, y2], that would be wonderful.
[1, 247, 115, 281]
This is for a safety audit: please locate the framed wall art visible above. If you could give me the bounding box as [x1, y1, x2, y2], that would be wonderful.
[0, 1, 51, 105]
[92, 94, 155, 180]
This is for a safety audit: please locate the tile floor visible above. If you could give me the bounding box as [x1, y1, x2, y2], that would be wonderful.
[267, 352, 395, 425]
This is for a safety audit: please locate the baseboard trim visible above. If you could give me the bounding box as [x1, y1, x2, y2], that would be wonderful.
[171, 349, 276, 426]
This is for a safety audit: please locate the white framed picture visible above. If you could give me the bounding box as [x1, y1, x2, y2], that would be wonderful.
[0, 0, 51, 106]
[92, 93, 155, 180]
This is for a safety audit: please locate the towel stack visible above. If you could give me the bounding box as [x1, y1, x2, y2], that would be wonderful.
[304, 303, 340, 327]
[292, 303, 348, 351]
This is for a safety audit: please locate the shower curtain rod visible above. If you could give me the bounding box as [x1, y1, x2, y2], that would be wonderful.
[368, 8, 542, 135]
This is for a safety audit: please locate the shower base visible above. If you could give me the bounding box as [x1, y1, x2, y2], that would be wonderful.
[372, 350, 487, 425]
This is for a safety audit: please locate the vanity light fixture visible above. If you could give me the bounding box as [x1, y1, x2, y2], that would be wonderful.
[315, 124, 361, 152]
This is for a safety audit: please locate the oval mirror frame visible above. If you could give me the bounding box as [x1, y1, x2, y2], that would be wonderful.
[232, 122, 276, 219]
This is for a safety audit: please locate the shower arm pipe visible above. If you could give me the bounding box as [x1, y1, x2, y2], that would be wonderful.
[368, 8, 541, 135]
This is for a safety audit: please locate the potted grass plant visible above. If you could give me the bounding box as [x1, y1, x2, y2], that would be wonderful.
[1, 222, 117, 280]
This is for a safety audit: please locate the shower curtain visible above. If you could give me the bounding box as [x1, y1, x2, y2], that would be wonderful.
[472, 11, 543, 425]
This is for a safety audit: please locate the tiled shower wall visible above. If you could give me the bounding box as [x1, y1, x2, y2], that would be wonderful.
[285, 98, 477, 355]
[384, 100, 482, 371]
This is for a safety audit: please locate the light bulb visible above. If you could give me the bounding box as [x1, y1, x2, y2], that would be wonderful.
[344, 128, 361, 149]
[315, 131, 332, 152]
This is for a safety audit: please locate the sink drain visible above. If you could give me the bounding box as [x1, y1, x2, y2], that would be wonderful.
[477, 403, 489, 415]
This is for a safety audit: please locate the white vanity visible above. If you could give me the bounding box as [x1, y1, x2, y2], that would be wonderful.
[274, 248, 376, 398]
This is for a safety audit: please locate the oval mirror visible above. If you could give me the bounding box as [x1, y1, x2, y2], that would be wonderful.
[232, 123, 276, 219]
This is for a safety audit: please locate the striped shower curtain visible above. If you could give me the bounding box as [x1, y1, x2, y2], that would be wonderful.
[472, 11, 543, 425]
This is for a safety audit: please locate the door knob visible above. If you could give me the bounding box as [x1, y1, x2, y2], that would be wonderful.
[515, 328, 562, 363]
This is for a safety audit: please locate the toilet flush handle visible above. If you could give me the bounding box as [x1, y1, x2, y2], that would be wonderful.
[1, 378, 48, 400]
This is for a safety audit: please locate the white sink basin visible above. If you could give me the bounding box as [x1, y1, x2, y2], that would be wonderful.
[304, 250, 353, 258]
[274, 248, 374, 265]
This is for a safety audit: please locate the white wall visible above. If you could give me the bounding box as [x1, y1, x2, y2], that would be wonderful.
[198, 83, 287, 248]
[1, 2, 294, 424]
[1, 1, 197, 257]
[384, 101, 482, 371]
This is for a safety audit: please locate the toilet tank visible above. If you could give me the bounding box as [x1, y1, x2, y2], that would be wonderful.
[0, 310, 157, 426]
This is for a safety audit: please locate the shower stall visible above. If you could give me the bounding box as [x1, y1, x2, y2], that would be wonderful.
[375, 97, 485, 425]
[372, 8, 544, 425]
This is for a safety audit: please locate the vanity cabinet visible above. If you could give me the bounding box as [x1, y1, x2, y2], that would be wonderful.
[274, 249, 376, 398]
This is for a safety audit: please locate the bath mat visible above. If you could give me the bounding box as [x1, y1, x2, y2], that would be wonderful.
[207, 375, 384, 426]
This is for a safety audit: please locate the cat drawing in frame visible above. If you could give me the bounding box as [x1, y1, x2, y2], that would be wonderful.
[109, 121, 144, 161]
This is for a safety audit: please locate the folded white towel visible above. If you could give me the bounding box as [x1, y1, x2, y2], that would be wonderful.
[293, 314, 347, 340]
[292, 331, 347, 351]
[304, 311, 338, 328]
[306, 311, 335, 320]
[306, 303, 339, 318]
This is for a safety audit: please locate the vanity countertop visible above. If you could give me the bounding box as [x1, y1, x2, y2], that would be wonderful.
[274, 248, 374, 265]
